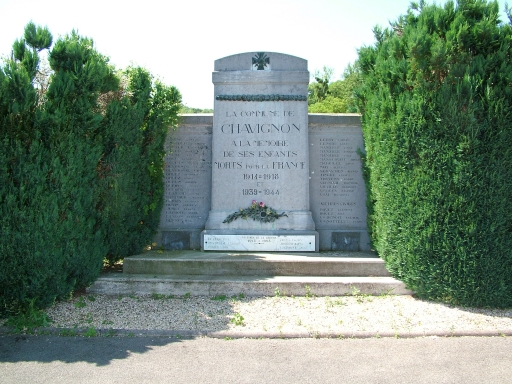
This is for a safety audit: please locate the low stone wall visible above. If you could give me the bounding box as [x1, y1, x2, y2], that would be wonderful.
[308, 114, 370, 251]
[157, 115, 212, 250]
[155, 113, 370, 251]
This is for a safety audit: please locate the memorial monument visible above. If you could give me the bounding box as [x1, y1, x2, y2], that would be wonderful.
[200, 52, 318, 251]
[156, 52, 370, 253]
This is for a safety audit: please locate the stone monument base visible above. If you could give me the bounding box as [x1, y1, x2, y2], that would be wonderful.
[154, 229, 203, 251]
[204, 210, 316, 231]
[201, 230, 319, 252]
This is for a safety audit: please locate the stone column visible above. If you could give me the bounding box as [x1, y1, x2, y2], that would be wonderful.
[202, 52, 318, 251]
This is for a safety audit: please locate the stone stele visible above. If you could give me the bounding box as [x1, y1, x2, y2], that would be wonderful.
[202, 52, 318, 251]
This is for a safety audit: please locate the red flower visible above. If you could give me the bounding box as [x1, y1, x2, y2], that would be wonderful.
[259, 201, 265, 207]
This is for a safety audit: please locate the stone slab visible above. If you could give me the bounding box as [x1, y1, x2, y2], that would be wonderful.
[203, 234, 315, 252]
[87, 275, 413, 297]
[206, 52, 314, 235]
[308, 115, 367, 232]
[124, 250, 380, 261]
[159, 120, 212, 230]
[317, 230, 371, 252]
[160, 231, 190, 250]
[214, 51, 307, 71]
[331, 232, 361, 252]
[308, 115, 370, 251]
[122, 251, 390, 277]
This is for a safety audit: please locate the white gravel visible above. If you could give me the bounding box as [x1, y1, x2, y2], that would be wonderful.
[24, 292, 511, 337]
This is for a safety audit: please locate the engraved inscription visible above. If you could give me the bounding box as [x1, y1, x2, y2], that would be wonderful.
[162, 133, 212, 227]
[213, 106, 308, 208]
[310, 132, 366, 228]
[203, 235, 315, 251]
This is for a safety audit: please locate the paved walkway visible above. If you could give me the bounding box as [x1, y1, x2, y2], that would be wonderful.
[1, 335, 512, 383]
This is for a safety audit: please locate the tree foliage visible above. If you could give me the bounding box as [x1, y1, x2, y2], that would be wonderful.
[308, 64, 361, 113]
[308, 66, 333, 105]
[100, 67, 181, 264]
[0, 24, 181, 315]
[179, 105, 213, 113]
[357, 0, 512, 307]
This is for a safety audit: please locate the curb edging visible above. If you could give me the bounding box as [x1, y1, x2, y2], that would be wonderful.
[1, 326, 511, 339]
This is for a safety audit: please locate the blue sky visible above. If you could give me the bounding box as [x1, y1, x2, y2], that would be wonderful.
[0, 0, 509, 108]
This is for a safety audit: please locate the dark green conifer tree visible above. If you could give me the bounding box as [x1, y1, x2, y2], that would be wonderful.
[0, 23, 181, 315]
[99, 67, 181, 264]
[358, 0, 512, 307]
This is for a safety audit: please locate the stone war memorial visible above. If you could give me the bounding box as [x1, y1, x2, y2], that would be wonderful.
[89, 54, 411, 297]
[155, 52, 370, 253]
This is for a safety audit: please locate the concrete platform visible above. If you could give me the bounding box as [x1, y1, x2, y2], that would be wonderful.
[87, 251, 413, 297]
[122, 250, 391, 277]
[87, 274, 412, 297]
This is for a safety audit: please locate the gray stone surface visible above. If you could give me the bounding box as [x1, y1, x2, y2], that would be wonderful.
[205, 52, 315, 240]
[308, 114, 370, 250]
[86, 275, 412, 297]
[159, 231, 190, 250]
[154, 56, 372, 252]
[155, 116, 212, 250]
[331, 232, 361, 251]
[156, 113, 370, 251]
[122, 250, 390, 277]
[214, 51, 308, 71]
[94, 250, 404, 297]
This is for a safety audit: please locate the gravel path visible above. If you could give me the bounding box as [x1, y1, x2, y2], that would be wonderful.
[6, 292, 502, 338]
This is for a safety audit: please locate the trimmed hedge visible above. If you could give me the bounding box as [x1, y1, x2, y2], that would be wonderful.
[358, 0, 512, 307]
[99, 67, 181, 264]
[0, 24, 181, 315]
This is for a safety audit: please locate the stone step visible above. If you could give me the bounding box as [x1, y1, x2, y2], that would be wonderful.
[123, 250, 391, 277]
[89, 251, 413, 297]
[87, 275, 413, 297]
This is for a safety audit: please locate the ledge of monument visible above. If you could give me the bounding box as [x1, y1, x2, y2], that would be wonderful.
[308, 114, 361, 125]
[177, 114, 214, 125]
[214, 52, 307, 72]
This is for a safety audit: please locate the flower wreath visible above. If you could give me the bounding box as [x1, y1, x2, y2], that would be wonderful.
[223, 200, 287, 223]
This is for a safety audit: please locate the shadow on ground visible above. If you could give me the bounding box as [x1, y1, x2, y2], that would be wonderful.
[0, 289, 244, 366]
[0, 334, 183, 366]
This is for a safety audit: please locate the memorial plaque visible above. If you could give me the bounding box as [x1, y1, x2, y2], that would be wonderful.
[331, 231, 361, 251]
[209, 106, 308, 223]
[161, 231, 190, 250]
[160, 121, 211, 229]
[203, 234, 316, 252]
[156, 118, 212, 249]
[309, 117, 367, 231]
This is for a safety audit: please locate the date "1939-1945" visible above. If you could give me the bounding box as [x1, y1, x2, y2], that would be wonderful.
[242, 189, 280, 196]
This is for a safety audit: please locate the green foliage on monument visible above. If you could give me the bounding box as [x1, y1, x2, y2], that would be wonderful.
[308, 64, 361, 113]
[357, 0, 512, 307]
[0, 23, 181, 316]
